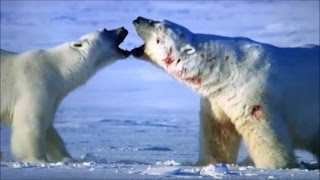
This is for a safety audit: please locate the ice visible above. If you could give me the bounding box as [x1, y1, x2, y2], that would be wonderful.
[244, 173, 258, 177]
[200, 164, 230, 178]
[155, 160, 181, 166]
[140, 166, 181, 176]
[49, 162, 67, 167]
[38, 163, 47, 168]
[82, 161, 96, 167]
[89, 167, 95, 171]
[12, 162, 31, 169]
[267, 175, 277, 179]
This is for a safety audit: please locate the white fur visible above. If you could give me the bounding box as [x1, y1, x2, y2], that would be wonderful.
[0, 29, 128, 163]
[133, 17, 319, 169]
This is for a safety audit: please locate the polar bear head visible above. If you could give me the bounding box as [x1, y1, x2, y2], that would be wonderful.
[131, 17, 208, 90]
[131, 17, 194, 62]
[69, 27, 130, 71]
[54, 27, 130, 90]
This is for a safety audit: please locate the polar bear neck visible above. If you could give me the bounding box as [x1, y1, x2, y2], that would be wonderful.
[47, 43, 93, 95]
[191, 35, 270, 98]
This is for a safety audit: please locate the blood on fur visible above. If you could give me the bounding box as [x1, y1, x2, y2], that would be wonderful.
[163, 47, 174, 67]
[251, 105, 263, 120]
[163, 56, 174, 66]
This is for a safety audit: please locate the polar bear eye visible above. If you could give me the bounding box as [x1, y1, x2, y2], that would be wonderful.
[156, 38, 160, 44]
[71, 42, 83, 49]
[73, 43, 82, 48]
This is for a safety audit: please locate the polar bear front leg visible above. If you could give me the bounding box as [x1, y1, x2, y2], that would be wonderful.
[11, 98, 49, 163]
[46, 125, 74, 162]
[236, 110, 297, 169]
[197, 98, 241, 165]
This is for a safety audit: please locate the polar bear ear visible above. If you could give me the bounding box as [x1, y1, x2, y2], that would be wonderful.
[181, 44, 196, 55]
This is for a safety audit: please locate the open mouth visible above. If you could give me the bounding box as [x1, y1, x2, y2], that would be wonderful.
[117, 29, 131, 57]
[131, 44, 145, 57]
[131, 17, 153, 58]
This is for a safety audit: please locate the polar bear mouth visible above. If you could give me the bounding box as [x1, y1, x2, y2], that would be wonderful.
[116, 29, 130, 57]
[131, 44, 145, 57]
[118, 47, 130, 57]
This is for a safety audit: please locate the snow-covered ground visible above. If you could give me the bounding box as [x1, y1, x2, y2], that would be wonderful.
[1, 1, 319, 179]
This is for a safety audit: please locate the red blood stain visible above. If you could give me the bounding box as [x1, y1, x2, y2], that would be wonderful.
[173, 68, 202, 86]
[163, 56, 174, 66]
[184, 76, 202, 86]
[162, 47, 174, 67]
[165, 46, 202, 87]
[250, 105, 263, 120]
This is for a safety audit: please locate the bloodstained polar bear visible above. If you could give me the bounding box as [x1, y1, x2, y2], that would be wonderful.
[131, 17, 319, 169]
[0, 28, 130, 163]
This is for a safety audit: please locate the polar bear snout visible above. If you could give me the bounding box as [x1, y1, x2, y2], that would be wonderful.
[100, 28, 108, 33]
[133, 17, 142, 25]
[101, 27, 128, 45]
[104, 27, 130, 57]
[133, 16, 155, 26]
[117, 28, 130, 57]
[115, 27, 128, 45]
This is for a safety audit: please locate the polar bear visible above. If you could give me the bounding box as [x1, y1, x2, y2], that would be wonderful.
[0, 27, 130, 163]
[131, 17, 319, 169]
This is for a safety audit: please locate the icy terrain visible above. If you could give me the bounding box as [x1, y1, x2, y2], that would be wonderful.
[1, 0, 319, 179]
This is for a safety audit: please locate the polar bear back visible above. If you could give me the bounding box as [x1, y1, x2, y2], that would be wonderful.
[266, 45, 319, 145]
[1, 50, 20, 124]
[0, 49, 62, 125]
[1, 50, 31, 124]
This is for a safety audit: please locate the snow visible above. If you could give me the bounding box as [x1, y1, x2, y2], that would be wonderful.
[1, 0, 319, 179]
[140, 166, 181, 176]
[156, 160, 181, 166]
[200, 164, 230, 178]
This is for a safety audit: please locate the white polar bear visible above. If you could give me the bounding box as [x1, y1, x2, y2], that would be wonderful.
[0, 28, 130, 163]
[131, 17, 319, 169]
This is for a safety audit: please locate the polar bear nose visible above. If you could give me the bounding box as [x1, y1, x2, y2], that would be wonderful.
[133, 17, 142, 24]
[134, 16, 154, 25]
[99, 28, 108, 34]
[116, 27, 126, 34]
[116, 27, 128, 41]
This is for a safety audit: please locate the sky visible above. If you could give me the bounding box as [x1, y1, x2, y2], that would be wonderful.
[1, 0, 319, 116]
